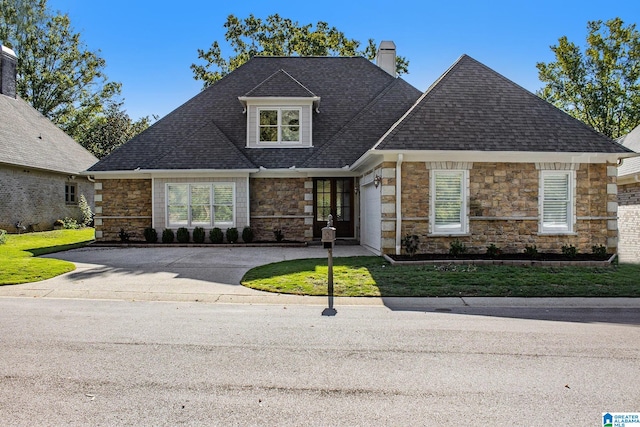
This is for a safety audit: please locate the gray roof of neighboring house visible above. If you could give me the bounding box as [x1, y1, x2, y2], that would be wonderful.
[376, 55, 633, 154]
[618, 124, 640, 176]
[89, 56, 422, 172]
[0, 94, 98, 174]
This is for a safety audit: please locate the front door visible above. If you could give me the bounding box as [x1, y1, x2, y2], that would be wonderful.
[313, 178, 354, 238]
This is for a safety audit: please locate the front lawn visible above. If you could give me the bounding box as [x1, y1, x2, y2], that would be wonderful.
[241, 256, 640, 297]
[0, 229, 95, 285]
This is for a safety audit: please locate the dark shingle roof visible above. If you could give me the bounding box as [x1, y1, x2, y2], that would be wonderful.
[243, 69, 317, 98]
[0, 94, 98, 174]
[376, 55, 633, 154]
[90, 56, 421, 172]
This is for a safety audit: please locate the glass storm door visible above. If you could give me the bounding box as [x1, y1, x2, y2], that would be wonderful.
[313, 178, 354, 238]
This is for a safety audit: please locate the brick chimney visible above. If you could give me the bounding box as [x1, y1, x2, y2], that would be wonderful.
[1, 45, 17, 98]
[375, 41, 396, 77]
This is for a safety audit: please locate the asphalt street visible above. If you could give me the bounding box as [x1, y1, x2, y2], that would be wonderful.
[1, 297, 639, 426]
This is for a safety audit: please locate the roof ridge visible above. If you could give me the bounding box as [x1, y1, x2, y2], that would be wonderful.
[372, 54, 469, 149]
[300, 78, 404, 168]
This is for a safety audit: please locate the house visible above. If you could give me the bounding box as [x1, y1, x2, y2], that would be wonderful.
[87, 43, 636, 255]
[617, 124, 640, 262]
[0, 45, 98, 232]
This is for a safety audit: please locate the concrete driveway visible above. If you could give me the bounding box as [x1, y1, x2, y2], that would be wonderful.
[0, 245, 376, 304]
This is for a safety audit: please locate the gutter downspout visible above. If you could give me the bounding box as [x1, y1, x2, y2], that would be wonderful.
[395, 154, 403, 255]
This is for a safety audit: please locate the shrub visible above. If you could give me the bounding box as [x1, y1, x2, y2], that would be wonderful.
[273, 228, 284, 242]
[485, 243, 501, 259]
[209, 227, 224, 244]
[561, 244, 578, 259]
[176, 227, 190, 243]
[118, 228, 130, 243]
[226, 227, 239, 243]
[449, 239, 467, 257]
[162, 229, 175, 243]
[78, 194, 93, 227]
[242, 226, 254, 243]
[143, 227, 157, 243]
[54, 219, 64, 228]
[193, 227, 205, 243]
[62, 217, 79, 229]
[523, 245, 539, 259]
[0, 229, 7, 245]
[592, 244, 607, 257]
[402, 234, 419, 257]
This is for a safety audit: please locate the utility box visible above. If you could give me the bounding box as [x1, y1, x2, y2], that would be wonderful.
[321, 226, 336, 249]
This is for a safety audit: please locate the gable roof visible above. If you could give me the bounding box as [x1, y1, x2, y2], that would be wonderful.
[0, 94, 98, 174]
[89, 56, 422, 172]
[618, 124, 640, 176]
[375, 54, 633, 155]
[243, 69, 318, 98]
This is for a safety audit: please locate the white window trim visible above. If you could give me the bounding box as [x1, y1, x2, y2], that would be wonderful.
[539, 170, 575, 234]
[165, 182, 236, 228]
[429, 169, 469, 235]
[256, 107, 302, 145]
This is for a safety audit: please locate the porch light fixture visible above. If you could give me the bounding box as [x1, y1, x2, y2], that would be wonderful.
[373, 174, 382, 188]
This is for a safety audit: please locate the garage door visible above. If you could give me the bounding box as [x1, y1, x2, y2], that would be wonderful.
[360, 181, 381, 253]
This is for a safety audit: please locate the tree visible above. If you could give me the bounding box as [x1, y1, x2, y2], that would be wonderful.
[76, 101, 153, 159]
[0, 0, 121, 139]
[191, 14, 409, 88]
[536, 18, 640, 139]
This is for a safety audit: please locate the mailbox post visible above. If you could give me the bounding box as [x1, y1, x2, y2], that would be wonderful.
[321, 215, 337, 316]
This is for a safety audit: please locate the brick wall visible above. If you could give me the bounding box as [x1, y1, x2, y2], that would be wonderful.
[249, 177, 313, 242]
[380, 161, 616, 255]
[0, 164, 94, 232]
[94, 179, 152, 241]
[618, 181, 640, 263]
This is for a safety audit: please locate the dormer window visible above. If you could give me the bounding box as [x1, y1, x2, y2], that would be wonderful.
[259, 108, 301, 144]
[239, 69, 319, 149]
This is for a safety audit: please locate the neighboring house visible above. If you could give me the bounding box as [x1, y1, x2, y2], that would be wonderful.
[0, 45, 97, 232]
[87, 42, 636, 255]
[617, 124, 640, 262]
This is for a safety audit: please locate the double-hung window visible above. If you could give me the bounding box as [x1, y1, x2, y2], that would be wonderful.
[430, 170, 468, 234]
[258, 108, 300, 144]
[167, 183, 234, 227]
[65, 183, 77, 205]
[540, 171, 573, 233]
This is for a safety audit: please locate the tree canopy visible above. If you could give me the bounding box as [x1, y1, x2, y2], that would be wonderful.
[0, 0, 151, 157]
[191, 14, 409, 88]
[75, 101, 153, 159]
[536, 17, 640, 139]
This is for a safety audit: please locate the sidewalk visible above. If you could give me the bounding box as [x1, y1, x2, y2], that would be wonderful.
[0, 245, 638, 309]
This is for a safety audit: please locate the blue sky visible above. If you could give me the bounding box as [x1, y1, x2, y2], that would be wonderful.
[48, 0, 639, 121]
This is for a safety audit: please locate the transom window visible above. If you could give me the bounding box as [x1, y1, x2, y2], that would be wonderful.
[430, 170, 468, 234]
[258, 108, 300, 143]
[166, 183, 234, 227]
[540, 171, 574, 233]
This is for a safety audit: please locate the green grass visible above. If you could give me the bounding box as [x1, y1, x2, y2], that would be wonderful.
[0, 228, 95, 285]
[241, 256, 640, 297]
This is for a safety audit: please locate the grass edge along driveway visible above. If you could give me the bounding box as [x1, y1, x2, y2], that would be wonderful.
[0, 229, 95, 285]
[241, 256, 640, 298]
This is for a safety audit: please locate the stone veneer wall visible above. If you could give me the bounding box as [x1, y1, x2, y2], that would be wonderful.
[94, 179, 152, 241]
[380, 161, 617, 255]
[0, 164, 94, 232]
[250, 177, 313, 242]
[618, 181, 640, 263]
